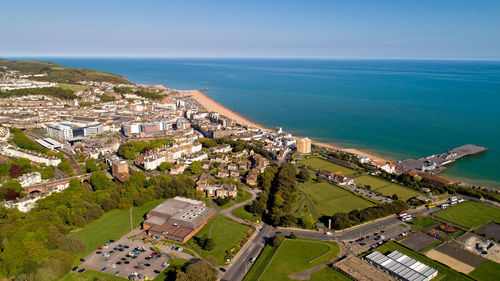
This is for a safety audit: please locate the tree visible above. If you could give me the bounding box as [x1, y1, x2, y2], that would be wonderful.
[158, 162, 172, 172]
[189, 161, 202, 175]
[269, 234, 284, 247]
[176, 260, 218, 281]
[392, 194, 399, 200]
[58, 160, 74, 176]
[214, 196, 231, 206]
[84, 159, 99, 173]
[300, 215, 316, 229]
[9, 164, 22, 178]
[297, 168, 310, 182]
[89, 171, 114, 190]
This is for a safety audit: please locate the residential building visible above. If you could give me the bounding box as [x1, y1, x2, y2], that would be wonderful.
[297, 137, 312, 154]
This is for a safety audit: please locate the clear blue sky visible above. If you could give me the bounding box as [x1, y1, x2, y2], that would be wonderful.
[1, 0, 499, 59]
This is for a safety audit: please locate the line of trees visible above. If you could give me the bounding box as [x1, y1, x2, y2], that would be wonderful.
[266, 162, 298, 226]
[0, 87, 77, 100]
[327, 200, 408, 230]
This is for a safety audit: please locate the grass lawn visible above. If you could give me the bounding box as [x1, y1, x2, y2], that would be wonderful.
[354, 175, 421, 201]
[188, 215, 250, 265]
[259, 239, 340, 281]
[409, 217, 439, 232]
[232, 205, 259, 222]
[436, 201, 500, 228]
[152, 258, 189, 281]
[243, 245, 279, 281]
[301, 182, 374, 215]
[132, 199, 164, 228]
[60, 270, 127, 281]
[299, 157, 356, 177]
[375, 241, 472, 281]
[469, 260, 500, 281]
[310, 266, 352, 281]
[76, 200, 163, 258]
[75, 209, 131, 257]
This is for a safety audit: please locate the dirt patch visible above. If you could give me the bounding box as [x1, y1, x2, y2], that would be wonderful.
[479, 223, 500, 241]
[334, 256, 393, 281]
[426, 249, 476, 274]
[434, 241, 485, 267]
[400, 232, 439, 252]
[463, 233, 500, 263]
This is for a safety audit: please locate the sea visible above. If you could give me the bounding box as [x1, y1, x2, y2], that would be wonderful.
[31, 58, 500, 188]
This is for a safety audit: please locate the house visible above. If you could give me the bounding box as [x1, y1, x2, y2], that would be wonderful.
[171, 163, 188, 175]
[228, 163, 238, 171]
[246, 170, 258, 185]
[230, 170, 240, 178]
[217, 169, 229, 178]
[213, 154, 229, 163]
[319, 170, 353, 186]
[201, 160, 211, 170]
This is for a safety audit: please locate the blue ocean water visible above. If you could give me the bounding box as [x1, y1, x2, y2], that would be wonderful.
[41, 58, 500, 187]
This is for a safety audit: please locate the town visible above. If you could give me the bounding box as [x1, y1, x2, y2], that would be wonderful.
[0, 59, 499, 281]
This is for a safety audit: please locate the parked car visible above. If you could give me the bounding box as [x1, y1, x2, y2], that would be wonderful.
[115, 271, 120, 276]
[72, 266, 78, 271]
[219, 268, 227, 272]
[78, 268, 86, 273]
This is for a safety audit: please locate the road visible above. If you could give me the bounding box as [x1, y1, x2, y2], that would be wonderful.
[221, 224, 274, 281]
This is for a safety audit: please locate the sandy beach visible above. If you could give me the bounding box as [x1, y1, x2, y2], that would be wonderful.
[181, 89, 393, 163]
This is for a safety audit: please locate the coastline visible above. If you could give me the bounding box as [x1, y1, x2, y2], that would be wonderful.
[180, 89, 393, 164]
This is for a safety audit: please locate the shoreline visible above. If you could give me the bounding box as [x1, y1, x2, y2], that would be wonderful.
[180, 89, 393, 164]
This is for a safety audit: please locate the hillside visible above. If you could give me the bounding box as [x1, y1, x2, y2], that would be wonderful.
[0, 58, 131, 84]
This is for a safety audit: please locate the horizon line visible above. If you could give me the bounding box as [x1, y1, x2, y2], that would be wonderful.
[1, 54, 500, 62]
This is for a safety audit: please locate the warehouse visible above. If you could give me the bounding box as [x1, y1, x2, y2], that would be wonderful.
[366, 251, 438, 281]
[143, 197, 217, 243]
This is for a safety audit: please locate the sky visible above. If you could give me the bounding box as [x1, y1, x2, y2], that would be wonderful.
[1, 0, 499, 59]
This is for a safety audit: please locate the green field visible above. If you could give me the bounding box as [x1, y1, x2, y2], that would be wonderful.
[76, 200, 162, 257]
[243, 245, 278, 281]
[353, 175, 421, 201]
[469, 260, 500, 281]
[259, 239, 340, 281]
[232, 205, 259, 222]
[301, 182, 375, 215]
[189, 215, 250, 265]
[375, 241, 472, 281]
[310, 266, 352, 281]
[299, 157, 356, 177]
[60, 270, 127, 281]
[436, 201, 500, 228]
[409, 217, 439, 232]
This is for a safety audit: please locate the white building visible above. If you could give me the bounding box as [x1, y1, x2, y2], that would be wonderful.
[144, 155, 166, 170]
[18, 172, 42, 187]
[0, 144, 61, 166]
[46, 123, 73, 140]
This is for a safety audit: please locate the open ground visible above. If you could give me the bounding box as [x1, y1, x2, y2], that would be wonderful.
[353, 175, 421, 201]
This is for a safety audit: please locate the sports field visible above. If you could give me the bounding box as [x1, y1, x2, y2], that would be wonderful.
[259, 239, 340, 281]
[299, 157, 356, 177]
[353, 175, 421, 201]
[469, 260, 500, 281]
[436, 201, 500, 228]
[301, 182, 375, 215]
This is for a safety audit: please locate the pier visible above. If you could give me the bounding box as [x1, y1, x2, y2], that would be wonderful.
[397, 144, 488, 174]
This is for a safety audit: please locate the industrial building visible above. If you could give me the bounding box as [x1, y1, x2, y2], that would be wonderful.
[143, 197, 217, 243]
[366, 251, 438, 281]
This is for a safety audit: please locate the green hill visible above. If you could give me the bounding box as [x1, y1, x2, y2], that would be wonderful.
[0, 58, 131, 84]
